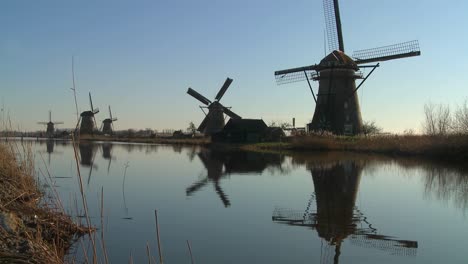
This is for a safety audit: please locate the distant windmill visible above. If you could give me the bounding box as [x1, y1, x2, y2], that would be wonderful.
[274, 0, 421, 135]
[37, 110, 63, 138]
[187, 78, 241, 135]
[101, 106, 117, 135]
[79, 92, 99, 135]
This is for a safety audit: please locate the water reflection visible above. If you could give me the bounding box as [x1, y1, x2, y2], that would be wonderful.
[78, 142, 98, 185]
[37, 139, 61, 165]
[187, 148, 286, 207]
[273, 158, 418, 263]
[101, 143, 114, 174]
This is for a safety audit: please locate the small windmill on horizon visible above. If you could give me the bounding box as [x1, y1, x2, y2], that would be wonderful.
[37, 110, 63, 138]
[101, 105, 117, 135]
[275, 0, 421, 135]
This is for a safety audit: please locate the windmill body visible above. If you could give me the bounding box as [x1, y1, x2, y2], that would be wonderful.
[274, 0, 420, 135]
[102, 106, 117, 135]
[187, 78, 241, 136]
[79, 92, 99, 135]
[310, 51, 363, 134]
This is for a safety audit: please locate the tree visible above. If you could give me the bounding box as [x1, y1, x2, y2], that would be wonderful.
[422, 102, 451, 136]
[454, 99, 468, 134]
[187, 121, 197, 136]
[362, 120, 382, 136]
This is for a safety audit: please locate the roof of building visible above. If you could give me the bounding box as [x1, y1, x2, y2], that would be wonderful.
[223, 119, 268, 132]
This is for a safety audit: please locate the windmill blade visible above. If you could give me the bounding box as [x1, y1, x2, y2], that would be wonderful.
[111, 118, 118, 122]
[353, 40, 421, 65]
[197, 115, 209, 132]
[37, 122, 48, 125]
[350, 233, 418, 256]
[109, 105, 113, 119]
[55, 122, 64, 125]
[49, 111, 52, 122]
[187, 88, 212, 106]
[214, 77, 233, 101]
[186, 178, 209, 195]
[274, 65, 319, 85]
[323, 0, 345, 52]
[214, 181, 231, 207]
[222, 106, 241, 120]
[89, 92, 94, 111]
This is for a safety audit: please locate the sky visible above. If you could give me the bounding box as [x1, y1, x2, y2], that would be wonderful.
[1, 0, 467, 133]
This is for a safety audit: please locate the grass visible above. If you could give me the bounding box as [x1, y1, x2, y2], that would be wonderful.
[0, 140, 87, 263]
[242, 134, 468, 161]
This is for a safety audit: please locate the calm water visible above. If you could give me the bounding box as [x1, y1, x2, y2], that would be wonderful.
[27, 139, 468, 263]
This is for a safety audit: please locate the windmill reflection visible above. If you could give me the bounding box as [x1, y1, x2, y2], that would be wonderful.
[101, 143, 114, 174]
[78, 142, 98, 185]
[37, 139, 63, 165]
[187, 149, 285, 207]
[272, 159, 418, 263]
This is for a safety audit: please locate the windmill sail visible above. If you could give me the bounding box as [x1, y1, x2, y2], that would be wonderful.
[215, 78, 233, 101]
[187, 88, 212, 105]
[323, 0, 344, 52]
[274, 65, 319, 85]
[222, 107, 241, 120]
[353, 40, 421, 64]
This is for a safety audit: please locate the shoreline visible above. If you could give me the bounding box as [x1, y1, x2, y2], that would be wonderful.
[11, 133, 468, 161]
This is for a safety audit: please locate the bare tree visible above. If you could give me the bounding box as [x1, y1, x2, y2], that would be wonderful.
[454, 99, 468, 134]
[423, 102, 452, 135]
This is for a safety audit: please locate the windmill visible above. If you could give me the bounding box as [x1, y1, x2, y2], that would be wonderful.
[101, 105, 117, 135]
[187, 77, 241, 135]
[274, 0, 421, 135]
[79, 92, 99, 135]
[272, 160, 418, 263]
[37, 110, 63, 138]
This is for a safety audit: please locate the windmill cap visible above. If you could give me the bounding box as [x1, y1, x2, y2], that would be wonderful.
[319, 50, 358, 70]
[80, 111, 95, 117]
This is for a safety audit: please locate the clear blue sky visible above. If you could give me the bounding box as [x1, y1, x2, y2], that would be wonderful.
[1, 0, 467, 133]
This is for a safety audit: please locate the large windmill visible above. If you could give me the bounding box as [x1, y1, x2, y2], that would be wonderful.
[101, 105, 117, 135]
[187, 78, 241, 135]
[79, 92, 99, 135]
[272, 160, 418, 263]
[275, 0, 421, 135]
[37, 110, 63, 138]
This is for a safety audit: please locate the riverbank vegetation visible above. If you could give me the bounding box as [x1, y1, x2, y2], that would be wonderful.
[0, 142, 86, 263]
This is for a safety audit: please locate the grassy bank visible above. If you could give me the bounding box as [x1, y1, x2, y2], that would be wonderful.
[0, 142, 86, 263]
[243, 134, 468, 160]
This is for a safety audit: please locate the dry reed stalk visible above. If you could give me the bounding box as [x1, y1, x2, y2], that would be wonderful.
[146, 242, 152, 264]
[187, 240, 195, 264]
[154, 209, 164, 264]
[71, 131, 98, 263]
[100, 186, 109, 264]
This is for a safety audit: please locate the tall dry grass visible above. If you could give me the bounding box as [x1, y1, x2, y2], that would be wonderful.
[282, 134, 468, 160]
[0, 141, 87, 263]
